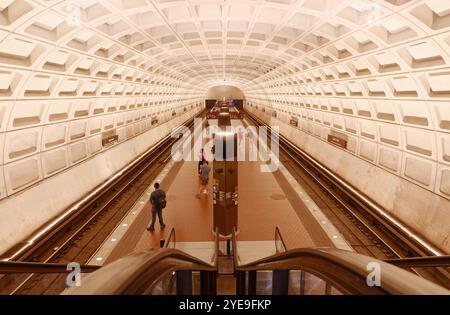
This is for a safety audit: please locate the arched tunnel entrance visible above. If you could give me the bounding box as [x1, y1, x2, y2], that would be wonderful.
[205, 85, 246, 110]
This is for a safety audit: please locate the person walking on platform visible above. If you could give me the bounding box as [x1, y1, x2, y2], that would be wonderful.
[211, 133, 216, 156]
[147, 182, 166, 231]
[198, 148, 205, 174]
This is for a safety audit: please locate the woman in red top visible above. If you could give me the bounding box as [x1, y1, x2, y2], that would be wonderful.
[198, 148, 205, 174]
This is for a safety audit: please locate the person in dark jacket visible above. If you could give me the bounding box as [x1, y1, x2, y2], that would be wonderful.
[198, 148, 205, 174]
[147, 182, 166, 231]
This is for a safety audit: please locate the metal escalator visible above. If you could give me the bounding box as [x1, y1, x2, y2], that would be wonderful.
[0, 227, 448, 295]
[0, 227, 219, 295]
[62, 248, 217, 295]
[71, 227, 221, 295]
[232, 227, 449, 295]
[63, 226, 448, 295]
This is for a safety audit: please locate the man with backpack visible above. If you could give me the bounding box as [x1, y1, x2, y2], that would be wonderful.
[147, 182, 166, 231]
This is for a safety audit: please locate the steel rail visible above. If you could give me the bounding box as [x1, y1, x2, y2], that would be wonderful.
[6, 113, 204, 294]
[243, 113, 401, 258]
[1, 114, 200, 262]
[244, 110, 444, 258]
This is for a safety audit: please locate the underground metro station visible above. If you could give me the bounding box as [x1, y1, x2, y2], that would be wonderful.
[0, 0, 448, 300]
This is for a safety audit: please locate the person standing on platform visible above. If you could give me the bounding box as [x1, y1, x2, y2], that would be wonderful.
[247, 130, 253, 145]
[198, 161, 211, 196]
[147, 182, 166, 231]
[238, 128, 244, 146]
[205, 120, 210, 136]
[247, 129, 256, 157]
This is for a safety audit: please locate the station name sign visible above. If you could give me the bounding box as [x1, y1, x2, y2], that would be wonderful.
[327, 134, 347, 149]
[102, 129, 118, 148]
[290, 117, 298, 127]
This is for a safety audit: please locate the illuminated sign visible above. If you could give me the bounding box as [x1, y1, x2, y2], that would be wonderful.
[327, 134, 347, 149]
[102, 130, 118, 148]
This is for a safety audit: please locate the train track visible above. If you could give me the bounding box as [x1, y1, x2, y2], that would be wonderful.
[244, 111, 449, 289]
[0, 114, 201, 295]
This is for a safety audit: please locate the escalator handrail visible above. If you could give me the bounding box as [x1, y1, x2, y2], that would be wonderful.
[63, 248, 216, 295]
[232, 227, 239, 266]
[274, 226, 287, 253]
[211, 227, 219, 266]
[0, 261, 100, 274]
[234, 247, 449, 295]
[385, 255, 450, 268]
[163, 227, 176, 248]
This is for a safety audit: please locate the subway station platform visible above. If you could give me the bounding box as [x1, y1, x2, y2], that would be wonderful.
[92, 120, 349, 267]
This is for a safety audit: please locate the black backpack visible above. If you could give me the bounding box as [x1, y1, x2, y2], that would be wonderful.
[158, 195, 167, 209]
[155, 190, 166, 209]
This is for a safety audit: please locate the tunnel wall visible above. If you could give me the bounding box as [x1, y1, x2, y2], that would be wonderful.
[246, 105, 450, 254]
[0, 1, 207, 255]
[0, 106, 202, 255]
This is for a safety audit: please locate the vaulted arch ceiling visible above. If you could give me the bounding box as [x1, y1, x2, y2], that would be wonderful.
[1, 0, 447, 92]
[0, 0, 448, 191]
